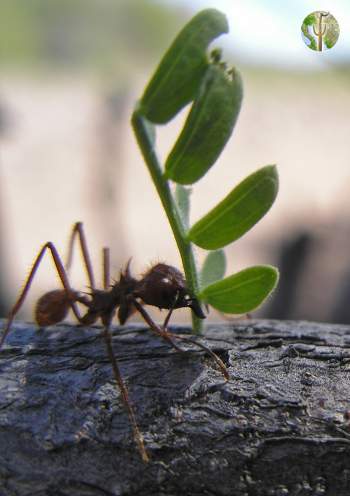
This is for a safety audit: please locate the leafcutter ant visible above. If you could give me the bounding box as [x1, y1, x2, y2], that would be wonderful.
[0, 222, 228, 462]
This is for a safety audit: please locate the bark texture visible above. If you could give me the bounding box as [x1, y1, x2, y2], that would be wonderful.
[1, 319, 350, 496]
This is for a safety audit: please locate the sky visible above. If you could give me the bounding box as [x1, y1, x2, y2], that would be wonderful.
[160, 0, 350, 69]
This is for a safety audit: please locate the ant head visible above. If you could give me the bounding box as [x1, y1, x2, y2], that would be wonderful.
[179, 291, 206, 319]
[136, 263, 206, 319]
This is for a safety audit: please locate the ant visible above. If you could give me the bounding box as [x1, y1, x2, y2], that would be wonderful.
[0, 222, 228, 463]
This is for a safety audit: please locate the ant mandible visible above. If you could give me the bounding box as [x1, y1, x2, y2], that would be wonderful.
[0, 222, 228, 463]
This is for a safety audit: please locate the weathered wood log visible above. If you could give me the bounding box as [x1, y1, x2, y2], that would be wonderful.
[1, 319, 350, 495]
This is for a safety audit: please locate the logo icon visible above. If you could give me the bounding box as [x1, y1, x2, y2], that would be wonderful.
[301, 11, 340, 51]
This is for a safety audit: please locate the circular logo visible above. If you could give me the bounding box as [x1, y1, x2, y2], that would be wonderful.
[301, 11, 340, 51]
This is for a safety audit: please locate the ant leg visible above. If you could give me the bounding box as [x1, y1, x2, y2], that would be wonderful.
[102, 323, 149, 463]
[163, 297, 228, 379]
[161, 292, 180, 331]
[0, 242, 85, 349]
[65, 222, 96, 290]
[131, 297, 228, 379]
[102, 247, 110, 290]
[133, 298, 228, 381]
[162, 308, 174, 330]
[171, 334, 229, 381]
[131, 298, 183, 353]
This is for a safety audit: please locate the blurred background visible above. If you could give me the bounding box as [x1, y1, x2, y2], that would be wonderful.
[0, 0, 350, 325]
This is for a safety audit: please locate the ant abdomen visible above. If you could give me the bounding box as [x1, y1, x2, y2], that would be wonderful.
[35, 289, 72, 327]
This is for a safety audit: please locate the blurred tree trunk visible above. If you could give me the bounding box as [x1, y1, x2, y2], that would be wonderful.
[87, 88, 130, 271]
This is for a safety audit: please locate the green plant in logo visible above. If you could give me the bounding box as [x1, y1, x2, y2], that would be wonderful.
[301, 11, 340, 51]
[132, 9, 279, 332]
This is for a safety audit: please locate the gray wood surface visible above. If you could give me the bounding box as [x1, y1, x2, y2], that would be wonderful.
[1, 319, 350, 495]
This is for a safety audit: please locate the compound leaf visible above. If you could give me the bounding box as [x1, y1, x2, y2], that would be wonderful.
[188, 165, 278, 250]
[175, 184, 192, 229]
[165, 64, 242, 184]
[140, 9, 228, 124]
[198, 265, 279, 313]
[200, 250, 226, 288]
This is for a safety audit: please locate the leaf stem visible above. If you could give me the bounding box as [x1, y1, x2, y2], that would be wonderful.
[131, 108, 202, 333]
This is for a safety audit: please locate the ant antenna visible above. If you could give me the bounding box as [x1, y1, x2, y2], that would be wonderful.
[102, 247, 110, 290]
[65, 222, 96, 290]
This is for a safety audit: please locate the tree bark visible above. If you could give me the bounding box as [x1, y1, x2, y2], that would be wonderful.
[1, 319, 350, 496]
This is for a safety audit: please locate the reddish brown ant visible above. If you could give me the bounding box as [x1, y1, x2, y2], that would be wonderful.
[0, 222, 228, 462]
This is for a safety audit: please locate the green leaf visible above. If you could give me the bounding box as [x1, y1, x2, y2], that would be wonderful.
[140, 9, 228, 124]
[175, 184, 192, 229]
[200, 250, 226, 289]
[165, 64, 243, 184]
[199, 265, 279, 314]
[188, 165, 278, 250]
